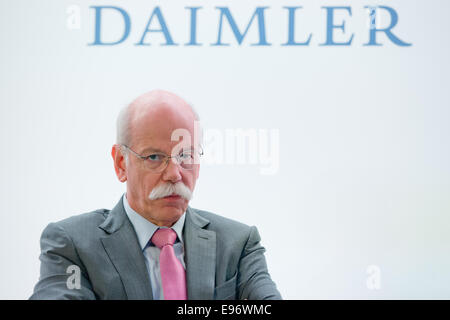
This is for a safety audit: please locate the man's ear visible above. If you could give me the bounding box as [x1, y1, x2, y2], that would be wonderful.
[112, 144, 127, 183]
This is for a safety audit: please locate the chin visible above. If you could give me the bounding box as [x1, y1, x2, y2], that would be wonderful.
[159, 204, 186, 221]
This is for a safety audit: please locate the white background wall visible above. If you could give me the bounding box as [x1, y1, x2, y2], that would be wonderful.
[0, 0, 449, 299]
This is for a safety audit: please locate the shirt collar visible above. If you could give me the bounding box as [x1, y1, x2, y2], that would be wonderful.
[122, 194, 186, 250]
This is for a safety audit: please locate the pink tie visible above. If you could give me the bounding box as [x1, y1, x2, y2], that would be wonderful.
[151, 228, 187, 300]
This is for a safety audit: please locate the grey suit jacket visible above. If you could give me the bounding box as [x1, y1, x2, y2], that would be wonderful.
[30, 198, 281, 300]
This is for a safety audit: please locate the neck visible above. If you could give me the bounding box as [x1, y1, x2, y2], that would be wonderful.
[145, 216, 176, 227]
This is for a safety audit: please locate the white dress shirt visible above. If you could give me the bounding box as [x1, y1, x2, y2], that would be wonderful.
[122, 194, 186, 300]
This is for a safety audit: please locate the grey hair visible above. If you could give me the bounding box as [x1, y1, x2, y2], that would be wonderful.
[116, 105, 132, 146]
[116, 105, 132, 163]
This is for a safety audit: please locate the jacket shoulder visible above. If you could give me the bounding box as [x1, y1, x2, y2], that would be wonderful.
[189, 207, 254, 241]
[47, 208, 111, 236]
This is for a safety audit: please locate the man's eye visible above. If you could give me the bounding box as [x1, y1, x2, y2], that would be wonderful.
[148, 154, 163, 161]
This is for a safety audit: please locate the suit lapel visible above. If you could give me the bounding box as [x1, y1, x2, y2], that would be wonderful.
[99, 198, 153, 300]
[184, 207, 216, 300]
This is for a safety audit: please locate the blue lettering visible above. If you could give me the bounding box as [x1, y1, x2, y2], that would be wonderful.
[320, 6, 354, 46]
[185, 7, 202, 46]
[282, 7, 312, 46]
[89, 6, 130, 46]
[364, 6, 412, 46]
[136, 7, 177, 46]
[213, 7, 271, 46]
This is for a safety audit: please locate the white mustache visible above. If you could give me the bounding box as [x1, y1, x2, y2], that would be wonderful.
[148, 182, 193, 201]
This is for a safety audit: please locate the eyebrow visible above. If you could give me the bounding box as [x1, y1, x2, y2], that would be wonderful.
[140, 147, 166, 154]
[140, 146, 195, 155]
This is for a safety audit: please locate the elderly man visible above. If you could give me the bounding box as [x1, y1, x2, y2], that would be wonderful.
[30, 90, 281, 300]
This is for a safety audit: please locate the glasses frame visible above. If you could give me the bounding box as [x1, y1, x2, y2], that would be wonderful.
[121, 144, 203, 172]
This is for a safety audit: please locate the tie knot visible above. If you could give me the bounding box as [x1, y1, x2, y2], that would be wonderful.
[151, 228, 177, 249]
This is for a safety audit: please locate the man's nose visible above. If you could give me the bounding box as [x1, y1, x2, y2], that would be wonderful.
[161, 158, 182, 183]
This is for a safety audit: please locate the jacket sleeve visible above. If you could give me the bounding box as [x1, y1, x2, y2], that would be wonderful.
[29, 222, 96, 300]
[237, 226, 282, 300]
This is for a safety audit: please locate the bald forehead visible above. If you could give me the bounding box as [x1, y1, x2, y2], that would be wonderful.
[125, 90, 198, 148]
[128, 90, 195, 122]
